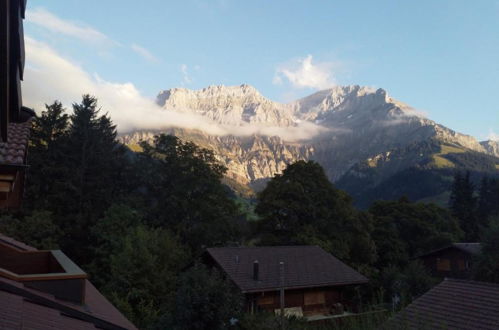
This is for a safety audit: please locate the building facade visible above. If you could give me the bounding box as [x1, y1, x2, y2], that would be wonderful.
[206, 245, 369, 321]
[417, 243, 480, 279]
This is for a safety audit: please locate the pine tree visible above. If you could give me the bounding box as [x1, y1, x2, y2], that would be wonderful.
[56, 95, 128, 263]
[477, 176, 499, 225]
[449, 171, 478, 240]
[26, 101, 70, 210]
[31, 100, 69, 148]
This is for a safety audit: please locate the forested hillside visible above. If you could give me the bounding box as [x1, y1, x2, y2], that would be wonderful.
[1, 96, 498, 329]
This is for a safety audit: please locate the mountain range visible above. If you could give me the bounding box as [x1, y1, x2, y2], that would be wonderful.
[120, 84, 499, 208]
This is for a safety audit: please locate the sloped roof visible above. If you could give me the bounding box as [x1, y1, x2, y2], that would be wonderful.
[416, 243, 481, 259]
[0, 119, 32, 165]
[0, 232, 37, 251]
[0, 233, 137, 330]
[207, 246, 368, 293]
[452, 243, 481, 255]
[384, 279, 499, 330]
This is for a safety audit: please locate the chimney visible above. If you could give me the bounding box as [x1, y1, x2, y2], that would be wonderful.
[253, 260, 259, 281]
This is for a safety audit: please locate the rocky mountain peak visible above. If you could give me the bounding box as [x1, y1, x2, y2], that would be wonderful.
[156, 84, 295, 127]
[122, 84, 497, 192]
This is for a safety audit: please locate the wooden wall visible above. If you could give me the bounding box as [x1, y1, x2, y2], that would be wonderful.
[0, 245, 64, 275]
[0, 0, 26, 141]
[419, 248, 474, 279]
[248, 286, 348, 316]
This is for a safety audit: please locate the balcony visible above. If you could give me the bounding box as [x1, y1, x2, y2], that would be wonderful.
[0, 241, 87, 304]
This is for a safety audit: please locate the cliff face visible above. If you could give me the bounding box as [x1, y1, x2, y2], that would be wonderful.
[122, 127, 313, 187]
[156, 84, 295, 127]
[481, 140, 499, 157]
[120, 84, 496, 192]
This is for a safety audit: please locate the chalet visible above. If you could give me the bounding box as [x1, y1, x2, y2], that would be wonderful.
[384, 278, 499, 330]
[206, 246, 369, 321]
[0, 233, 137, 329]
[0, 0, 35, 208]
[416, 243, 481, 279]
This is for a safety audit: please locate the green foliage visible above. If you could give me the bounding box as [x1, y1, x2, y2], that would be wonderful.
[159, 264, 244, 330]
[26, 101, 70, 211]
[255, 160, 377, 266]
[18, 95, 490, 328]
[87, 204, 142, 287]
[477, 176, 499, 223]
[103, 225, 189, 329]
[336, 139, 499, 209]
[26, 96, 129, 263]
[370, 198, 462, 268]
[0, 211, 61, 250]
[449, 171, 479, 240]
[375, 261, 436, 308]
[31, 100, 69, 148]
[239, 312, 309, 330]
[137, 134, 241, 252]
[473, 218, 499, 283]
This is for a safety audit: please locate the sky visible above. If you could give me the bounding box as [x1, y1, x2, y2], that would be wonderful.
[22, 0, 499, 140]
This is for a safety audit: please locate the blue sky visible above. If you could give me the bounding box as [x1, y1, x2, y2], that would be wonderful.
[23, 0, 499, 140]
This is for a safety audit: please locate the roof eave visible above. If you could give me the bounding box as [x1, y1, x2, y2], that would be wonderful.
[240, 279, 369, 294]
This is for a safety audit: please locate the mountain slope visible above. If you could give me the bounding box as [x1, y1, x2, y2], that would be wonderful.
[120, 84, 499, 204]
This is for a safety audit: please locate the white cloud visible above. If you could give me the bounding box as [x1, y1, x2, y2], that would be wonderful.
[26, 7, 118, 46]
[23, 37, 325, 141]
[131, 44, 159, 63]
[181, 64, 192, 85]
[274, 55, 337, 90]
[488, 130, 499, 141]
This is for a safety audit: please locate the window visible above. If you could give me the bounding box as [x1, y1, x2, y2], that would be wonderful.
[457, 259, 465, 271]
[436, 258, 451, 271]
[258, 295, 275, 305]
[304, 291, 326, 305]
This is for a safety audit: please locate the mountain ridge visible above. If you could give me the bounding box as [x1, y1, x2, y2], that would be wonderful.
[121, 84, 499, 203]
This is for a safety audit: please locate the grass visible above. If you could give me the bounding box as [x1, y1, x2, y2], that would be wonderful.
[127, 143, 143, 152]
[431, 144, 466, 168]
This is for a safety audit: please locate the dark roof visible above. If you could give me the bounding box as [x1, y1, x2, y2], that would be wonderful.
[0, 119, 32, 165]
[452, 243, 481, 255]
[0, 232, 37, 251]
[206, 246, 368, 293]
[416, 243, 481, 259]
[0, 233, 137, 330]
[384, 279, 499, 330]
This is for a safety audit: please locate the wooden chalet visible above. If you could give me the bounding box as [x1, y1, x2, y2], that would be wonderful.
[206, 246, 369, 321]
[0, 233, 137, 329]
[416, 243, 481, 279]
[384, 278, 499, 330]
[0, 0, 35, 208]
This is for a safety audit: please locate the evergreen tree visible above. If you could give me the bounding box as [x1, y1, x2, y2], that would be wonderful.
[477, 176, 499, 225]
[449, 171, 479, 240]
[31, 100, 69, 148]
[473, 218, 499, 283]
[26, 101, 70, 211]
[27, 95, 129, 263]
